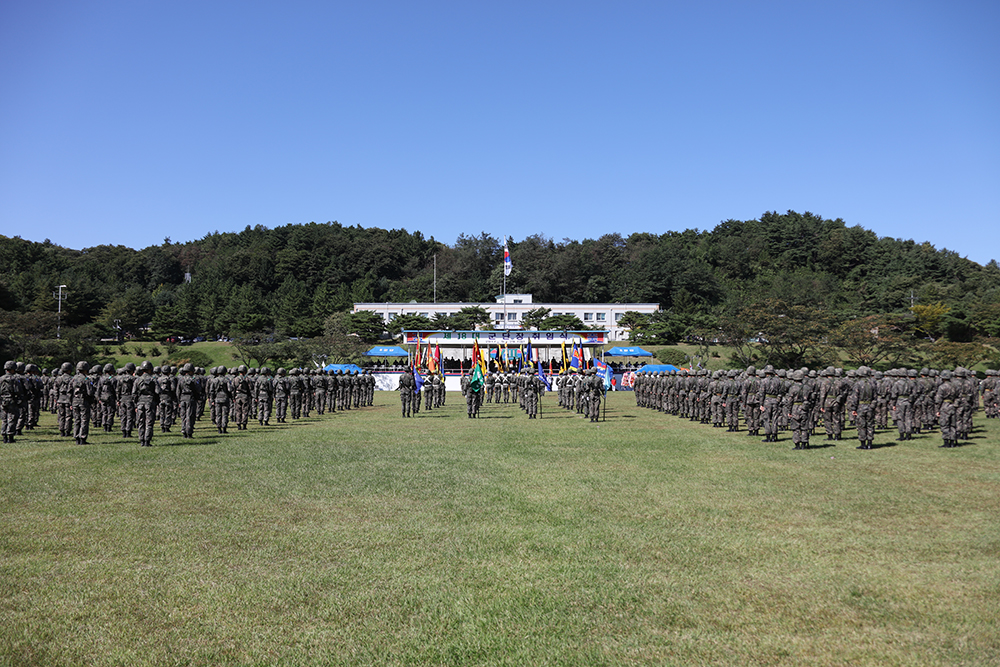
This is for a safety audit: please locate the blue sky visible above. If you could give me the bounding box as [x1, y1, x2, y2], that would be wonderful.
[2, 1, 998, 265]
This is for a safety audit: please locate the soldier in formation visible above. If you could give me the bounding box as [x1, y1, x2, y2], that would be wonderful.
[175, 363, 202, 438]
[632, 363, 987, 450]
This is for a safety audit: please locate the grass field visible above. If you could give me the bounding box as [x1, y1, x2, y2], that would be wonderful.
[2, 392, 999, 666]
[98, 340, 241, 371]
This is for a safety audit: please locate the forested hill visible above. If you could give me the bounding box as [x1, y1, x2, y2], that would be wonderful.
[2, 211, 999, 343]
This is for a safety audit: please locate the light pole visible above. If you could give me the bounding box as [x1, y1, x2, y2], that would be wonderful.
[56, 284, 67, 339]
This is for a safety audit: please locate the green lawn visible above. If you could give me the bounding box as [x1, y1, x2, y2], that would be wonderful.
[2, 393, 999, 666]
[99, 340, 241, 370]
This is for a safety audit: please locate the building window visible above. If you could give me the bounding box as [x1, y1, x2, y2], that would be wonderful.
[614, 313, 623, 322]
[513, 299, 523, 304]
[596, 313, 606, 321]
[584, 313, 593, 321]
[507, 312, 518, 320]
[495, 312, 504, 320]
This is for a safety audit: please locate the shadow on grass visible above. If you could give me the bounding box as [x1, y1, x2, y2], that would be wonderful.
[869, 441, 898, 449]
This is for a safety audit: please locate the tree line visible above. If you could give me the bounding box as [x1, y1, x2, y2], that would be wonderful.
[1, 211, 999, 368]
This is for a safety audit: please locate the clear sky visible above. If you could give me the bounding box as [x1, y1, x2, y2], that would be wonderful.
[2, 1, 998, 265]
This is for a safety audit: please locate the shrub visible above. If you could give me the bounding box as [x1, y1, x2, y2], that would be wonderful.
[656, 348, 688, 367]
[168, 350, 213, 368]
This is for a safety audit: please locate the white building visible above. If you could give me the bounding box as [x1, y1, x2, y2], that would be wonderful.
[353, 294, 660, 342]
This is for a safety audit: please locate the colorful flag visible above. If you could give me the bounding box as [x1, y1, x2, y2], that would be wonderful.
[561, 341, 569, 372]
[570, 341, 582, 370]
[503, 236, 512, 277]
[594, 358, 613, 390]
[525, 338, 533, 369]
[472, 338, 487, 375]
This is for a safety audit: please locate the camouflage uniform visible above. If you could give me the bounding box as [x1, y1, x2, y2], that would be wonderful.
[935, 371, 959, 447]
[117, 363, 137, 438]
[56, 363, 73, 437]
[890, 369, 916, 440]
[255, 368, 274, 425]
[233, 367, 253, 430]
[70, 361, 95, 445]
[398, 369, 415, 417]
[132, 361, 159, 447]
[1, 361, 24, 443]
[847, 367, 877, 449]
[175, 363, 202, 438]
[784, 370, 813, 449]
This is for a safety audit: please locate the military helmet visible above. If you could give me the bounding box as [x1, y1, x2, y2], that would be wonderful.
[124, 362, 136, 373]
[3, 360, 15, 371]
[103, 363, 114, 374]
[75, 360, 89, 373]
[277, 367, 286, 376]
[182, 362, 194, 373]
[792, 370, 804, 381]
[14, 361, 25, 373]
[26, 363, 39, 374]
[140, 360, 154, 373]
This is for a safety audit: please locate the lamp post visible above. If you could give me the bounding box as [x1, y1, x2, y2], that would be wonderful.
[56, 284, 67, 339]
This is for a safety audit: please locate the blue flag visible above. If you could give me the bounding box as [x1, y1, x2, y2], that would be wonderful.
[537, 363, 551, 391]
[413, 365, 424, 395]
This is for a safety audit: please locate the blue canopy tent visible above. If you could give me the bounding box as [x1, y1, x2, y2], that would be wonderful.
[324, 363, 364, 374]
[636, 364, 681, 373]
[605, 346, 653, 357]
[365, 346, 409, 357]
